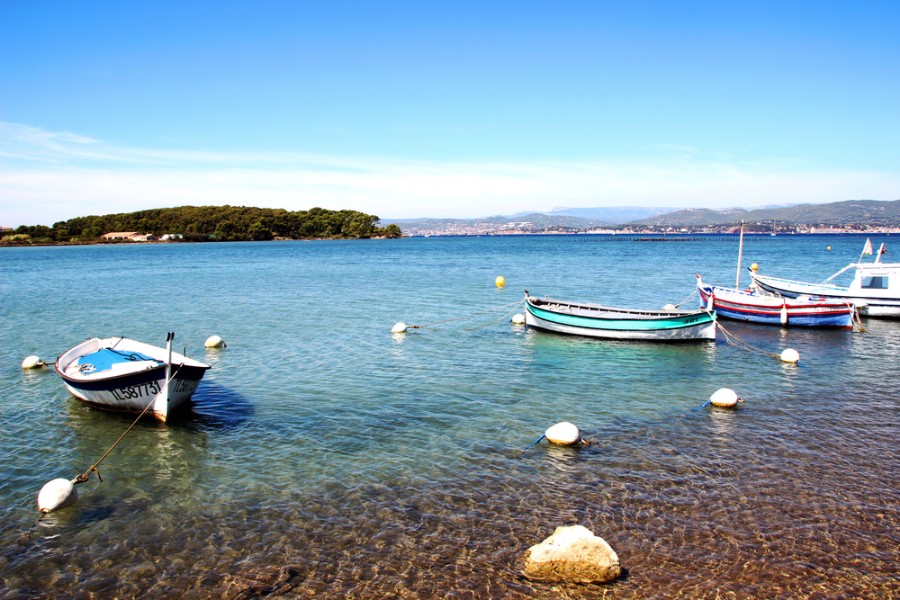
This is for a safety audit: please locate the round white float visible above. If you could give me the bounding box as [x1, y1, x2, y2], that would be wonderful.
[204, 335, 226, 348]
[709, 388, 742, 408]
[21, 355, 45, 369]
[37, 478, 78, 513]
[511, 313, 526, 325]
[780, 348, 800, 364]
[544, 421, 582, 446]
[391, 322, 408, 334]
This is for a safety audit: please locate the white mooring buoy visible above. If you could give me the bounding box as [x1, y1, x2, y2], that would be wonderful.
[544, 421, 582, 446]
[204, 335, 226, 348]
[391, 322, 408, 334]
[21, 355, 46, 369]
[780, 348, 800, 364]
[709, 388, 743, 408]
[512, 313, 526, 325]
[37, 478, 78, 513]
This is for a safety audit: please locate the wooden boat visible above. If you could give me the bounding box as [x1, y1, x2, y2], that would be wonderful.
[696, 222, 854, 328]
[54, 333, 210, 422]
[696, 275, 854, 328]
[750, 240, 900, 318]
[523, 291, 716, 341]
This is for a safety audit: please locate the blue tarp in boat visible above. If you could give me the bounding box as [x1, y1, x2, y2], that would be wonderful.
[76, 348, 162, 374]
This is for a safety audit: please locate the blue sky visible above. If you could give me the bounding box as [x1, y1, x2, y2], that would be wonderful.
[2, 1, 898, 227]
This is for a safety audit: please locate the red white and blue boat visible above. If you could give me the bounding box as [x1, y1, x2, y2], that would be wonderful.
[524, 291, 717, 341]
[696, 275, 855, 329]
[695, 222, 855, 329]
[54, 333, 210, 422]
[750, 240, 900, 319]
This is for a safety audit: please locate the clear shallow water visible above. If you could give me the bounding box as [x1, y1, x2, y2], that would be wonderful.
[1, 235, 897, 598]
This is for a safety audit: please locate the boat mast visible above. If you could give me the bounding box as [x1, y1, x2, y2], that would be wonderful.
[165, 331, 174, 385]
[164, 331, 175, 402]
[735, 221, 745, 289]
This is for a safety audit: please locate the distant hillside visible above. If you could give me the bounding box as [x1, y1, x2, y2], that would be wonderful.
[547, 206, 675, 224]
[385, 212, 605, 232]
[633, 199, 900, 227]
[2, 205, 402, 244]
[386, 199, 900, 234]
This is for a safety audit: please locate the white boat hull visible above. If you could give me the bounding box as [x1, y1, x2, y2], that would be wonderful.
[55, 336, 210, 422]
[751, 268, 900, 318]
[524, 294, 716, 341]
[696, 276, 855, 328]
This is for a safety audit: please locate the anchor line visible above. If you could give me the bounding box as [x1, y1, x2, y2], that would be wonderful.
[463, 299, 527, 332]
[671, 287, 699, 309]
[715, 322, 780, 360]
[73, 365, 182, 486]
[850, 304, 866, 333]
[408, 298, 526, 330]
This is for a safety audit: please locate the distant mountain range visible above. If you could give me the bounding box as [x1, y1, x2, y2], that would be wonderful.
[633, 199, 900, 227]
[385, 199, 900, 232]
[544, 206, 675, 223]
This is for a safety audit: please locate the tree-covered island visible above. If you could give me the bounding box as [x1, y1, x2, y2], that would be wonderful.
[1, 205, 403, 245]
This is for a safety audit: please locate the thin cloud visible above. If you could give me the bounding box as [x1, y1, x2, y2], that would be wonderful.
[1, 122, 898, 227]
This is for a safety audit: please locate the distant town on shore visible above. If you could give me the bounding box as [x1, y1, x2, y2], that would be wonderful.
[384, 199, 900, 237]
[2, 199, 898, 245]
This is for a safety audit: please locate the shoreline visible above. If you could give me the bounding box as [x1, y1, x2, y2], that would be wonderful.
[1, 230, 896, 248]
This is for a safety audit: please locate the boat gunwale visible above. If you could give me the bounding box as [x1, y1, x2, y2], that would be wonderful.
[751, 273, 900, 307]
[524, 297, 716, 339]
[54, 337, 211, 384]
[697, 284, 854, 314]
[525, 296, 712, 321]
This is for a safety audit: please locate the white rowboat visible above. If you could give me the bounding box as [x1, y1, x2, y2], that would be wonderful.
[524, 292, 716, 341]
[54, 333, 210, 422]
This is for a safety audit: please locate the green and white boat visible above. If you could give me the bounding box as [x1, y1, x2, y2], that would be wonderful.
[524, 291, 717, 341]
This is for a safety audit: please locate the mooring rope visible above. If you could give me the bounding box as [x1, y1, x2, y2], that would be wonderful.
[72, 366, 181, 486]
[716, 322, 781, 360]
[671, 287, 699, 308]
[850, 304, 866, 333]
[462, 299, 527, 332]
[28, 367, 182, 532]
[522, 434, 545, 451]
[408, 298, 526, 331]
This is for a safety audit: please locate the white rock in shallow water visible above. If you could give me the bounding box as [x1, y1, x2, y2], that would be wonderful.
[522, 524, 621, 583]
[544, 421, 581, 446]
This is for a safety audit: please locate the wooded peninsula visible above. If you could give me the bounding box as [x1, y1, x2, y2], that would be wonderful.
[1, 205, 402, 245]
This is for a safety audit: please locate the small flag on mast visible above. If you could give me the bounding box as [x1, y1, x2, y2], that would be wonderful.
[876, 243, 887, 263]
[862, 238, 873, 255]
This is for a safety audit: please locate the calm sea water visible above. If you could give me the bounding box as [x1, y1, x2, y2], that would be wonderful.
[1, 234, 897, 598]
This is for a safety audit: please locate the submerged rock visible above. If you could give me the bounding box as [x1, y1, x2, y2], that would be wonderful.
[522, 524, 621, 584]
